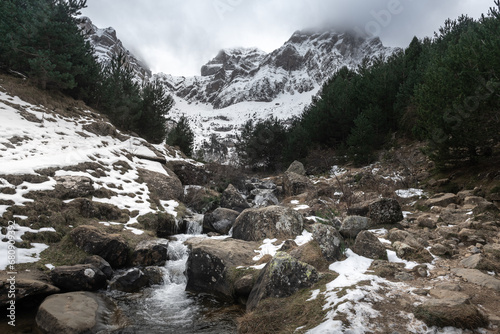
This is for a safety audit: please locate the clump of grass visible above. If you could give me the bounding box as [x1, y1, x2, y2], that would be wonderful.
[237, 274, 335, 334]
[37, 234, 89, 267]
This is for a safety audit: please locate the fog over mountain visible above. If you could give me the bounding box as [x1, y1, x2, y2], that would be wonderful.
[81, 0, 494, 75]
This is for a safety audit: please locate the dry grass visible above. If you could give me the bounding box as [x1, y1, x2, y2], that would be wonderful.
[237, 273, 335, 334]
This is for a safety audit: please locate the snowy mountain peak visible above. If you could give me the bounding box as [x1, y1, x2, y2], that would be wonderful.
[157, 27, 396, 109]
[79, 17, 151, 81]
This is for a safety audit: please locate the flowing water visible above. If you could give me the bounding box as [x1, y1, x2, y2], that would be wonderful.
[108, 231, 243, 334]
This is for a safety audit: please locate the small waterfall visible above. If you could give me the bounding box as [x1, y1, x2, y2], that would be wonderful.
[107, 230, 240, 333]
[184, 212, 204, 235]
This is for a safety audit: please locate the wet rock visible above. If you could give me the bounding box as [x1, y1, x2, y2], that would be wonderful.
[143, 266, 164, 285]
[286, 160, 306, 176]
[311, 223, 345, 262]
[50, 264, 107, 292]
[452, 268, 500, 291]
[352, 231, 388, 260]
[131, 239, 169, 267]
[70, 225, 130, 268]
[339, 216, 373, 239]
[35, 292, 123, 333]
[138, 168, 183, 201]
[425, 193, 458, 208]
[233, 205, 304, 242]
[138, 212, 186, 237]
[185, 237, 260, 301]
[203, 208, 240, 235]
[283, 171, 312, 197]
[220, 184, 250, 212]
[247, 252, 319, 311]
[83, 255, 114, 279]
[0, 278, 59, 308]
[109, 268, 150, 293]
[53, 175, 94, 199]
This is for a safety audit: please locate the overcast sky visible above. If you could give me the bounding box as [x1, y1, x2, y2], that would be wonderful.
[81, 0, 495, 76]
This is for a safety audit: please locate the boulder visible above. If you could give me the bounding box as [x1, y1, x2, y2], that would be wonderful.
[310, 223, 345, 262]
[451, 268, 500, 291]
[185, 237, 260, 301]
[138, 212, 186, 237]
[247, 252, 319, 311]
[286, 160, 306, 176]
[109, 268, 150, 293]
[138, 168, 183, 201]
[367, 198, 404, 224]
[339, 216, 373, 239]
[414, 292, 487, 330]
[70, 225, 130, 268]
[168, 160, 210, 186]
[232, 205, 304, 241]
[252, 189, 279, 208]
[393, 241, 434, 263]
[203, 207, 240, 235]
[352, 231, 388, 260]
[83, 255, 114, 279]
[220, 184, 250, 212]
[0, 278, 59, 308]
[183, 186, 220, 213]
[35, 292, 123, 333]
[460, 254, 485, 269]
[425, 193, 458, 208]
[50, 264, 107, 292]
[53, 175, 94, 199]
[283, 171, 312, 197]
[130, 239, 169, 267]
[143, 266, 164, 286]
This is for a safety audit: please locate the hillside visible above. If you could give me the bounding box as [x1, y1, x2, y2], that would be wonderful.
[1, 75, 500, 333]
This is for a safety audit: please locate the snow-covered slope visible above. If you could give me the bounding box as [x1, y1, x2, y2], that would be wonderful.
[0, 84, 191, 269]
[79, 17, 151, 81]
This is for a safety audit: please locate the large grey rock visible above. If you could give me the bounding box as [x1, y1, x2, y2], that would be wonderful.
[232, 205, 304, 241]
[35, 291, 123, 333]
[247, 252, 319, 311]
[83, 255, 114, 279]
[310, 223, 345, 262]
[70, 225, 130, 268]
[109, 268, 150, 293]
[220, 184, 250, 212]
[185, 237, 260, 301]
[339, 216, 373, 239]
[130, 239, 169, 267]
[368, 198, 404, 224]
[53, 175, 94, 199]
[283, 171, 313, 197]
[50, 264, 107, 292]
[138, 168, 183, 201]
[0, 278, 59, 308]
[393, 241, 433, 263]
[352, 231, 388, 260]
[203, 207, 240, 235]
[286, 160, 306, 176]
[452, 268, 500, 291]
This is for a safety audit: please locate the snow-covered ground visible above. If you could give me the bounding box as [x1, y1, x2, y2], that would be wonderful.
[0, 87, 191, 269]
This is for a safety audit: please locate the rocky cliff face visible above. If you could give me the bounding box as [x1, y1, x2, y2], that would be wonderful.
[157, 28, 397, 109]
[79, 17, 151, 81]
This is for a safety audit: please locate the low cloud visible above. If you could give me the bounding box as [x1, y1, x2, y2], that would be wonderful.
[81, 0, 494, 76]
